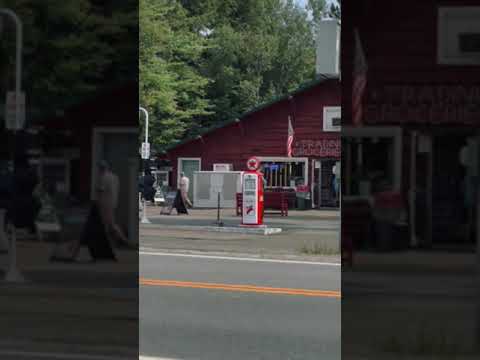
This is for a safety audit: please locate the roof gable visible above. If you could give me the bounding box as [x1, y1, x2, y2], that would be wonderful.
[166, 74, 339, 152]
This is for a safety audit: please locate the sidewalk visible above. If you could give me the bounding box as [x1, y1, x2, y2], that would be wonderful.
[349, 250, 476, 273]
[140, 206, 341, 262]
[0, 240, 138, 351]
[343, 249, 479, 359]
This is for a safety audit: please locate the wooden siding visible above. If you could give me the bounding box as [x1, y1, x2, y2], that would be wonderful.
[342, 0, 480, 126]
[167, 80, 340, 185]
[43, 83, 137, 200]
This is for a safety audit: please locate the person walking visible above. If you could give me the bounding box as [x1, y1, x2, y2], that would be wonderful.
[179, 172, 193, 208]
[51, 160, 127, 262]
[95, 160, 129, 247]
[8, 154, 41, 235]
[142, 168, 156, 203]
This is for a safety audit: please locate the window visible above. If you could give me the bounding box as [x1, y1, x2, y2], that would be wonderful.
[257, 157, 309, 189]
[459, 33, 480, 53]
[323, 107, 341, 132]
[438, 7, 480, 65]
[342, 126, 403, 195]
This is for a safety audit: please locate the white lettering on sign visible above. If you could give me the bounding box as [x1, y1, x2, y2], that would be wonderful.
[366, 84, 480, 124]
[292, 139, 340, 157]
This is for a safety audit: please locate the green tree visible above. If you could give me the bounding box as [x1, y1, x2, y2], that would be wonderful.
[307, 0, 340, 22]
[139, 0, 211, 151]
[0, 0, 136, 119]
[181, 0, 320, 129]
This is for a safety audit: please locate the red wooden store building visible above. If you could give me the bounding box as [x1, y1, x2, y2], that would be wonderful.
[31, 83, 139, 242]
[342, 0, 480, 249]
[165, 75, 341, 209]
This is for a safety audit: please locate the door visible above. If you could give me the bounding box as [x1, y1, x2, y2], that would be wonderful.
[318, 160, 337, 208]
[414, 135, 432, 248]
[94, 130, 138, 236]
[179, 159, 201, 204]
[431, 136, 467, 245]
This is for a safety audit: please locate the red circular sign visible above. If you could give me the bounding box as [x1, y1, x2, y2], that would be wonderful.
[247, 156, 260, 170]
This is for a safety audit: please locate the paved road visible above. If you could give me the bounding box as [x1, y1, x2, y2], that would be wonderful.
[140, 252, 341, 360]
[140, 208, 341, 258]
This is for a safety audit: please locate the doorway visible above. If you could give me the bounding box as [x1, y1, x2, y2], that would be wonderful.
[432, 135, 470, 246]
[315, 159, 339, 208]
[91, 127, 138, 238]
[413, 134, 432, 248]
[413, 132, 474, 249]
[178, 158, 201, 204]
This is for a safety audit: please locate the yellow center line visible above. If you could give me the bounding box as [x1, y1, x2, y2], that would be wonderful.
[140, 278, 341, 298]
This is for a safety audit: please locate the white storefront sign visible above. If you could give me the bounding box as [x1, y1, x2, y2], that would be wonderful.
[213, 163, 232, 171]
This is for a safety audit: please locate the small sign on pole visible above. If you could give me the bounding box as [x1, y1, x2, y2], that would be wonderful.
[141, 142, 150, 159]
[211, 173, 224, 193]
[5, 91, 25, 130]
[211, 174, 224, 226]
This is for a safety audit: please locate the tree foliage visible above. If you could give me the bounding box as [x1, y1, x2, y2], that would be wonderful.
[0, 0, 137, 119]
[139, 0, 212, 149]
[180, 0, 319, 131]
[139, 0, 333, 152]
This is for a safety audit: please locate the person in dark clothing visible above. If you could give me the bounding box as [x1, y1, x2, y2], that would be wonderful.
[142, 168, 156, 202]
[6, 155, 41, 233]
[0, 162, 13, 210]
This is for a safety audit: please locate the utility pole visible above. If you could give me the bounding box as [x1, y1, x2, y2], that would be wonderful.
[0, 8, 25, 283]
[475, 136, 480, 349]
[139, 107, 151, 224]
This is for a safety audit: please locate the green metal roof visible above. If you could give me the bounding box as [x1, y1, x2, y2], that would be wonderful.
[165, 74, 339, 152]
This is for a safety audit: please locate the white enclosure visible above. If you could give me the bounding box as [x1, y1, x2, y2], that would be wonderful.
[193, 171, 243, 208]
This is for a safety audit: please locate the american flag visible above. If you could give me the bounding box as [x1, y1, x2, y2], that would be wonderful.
[352, 28, 367, 126]
[287, 116, 294, 157]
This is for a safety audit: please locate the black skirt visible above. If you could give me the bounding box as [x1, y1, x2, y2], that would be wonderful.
[81, 202, 116, 261]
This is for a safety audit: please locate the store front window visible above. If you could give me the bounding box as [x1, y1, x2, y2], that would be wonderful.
[258, 157, 308, 189]
[342, 128, 402, 197]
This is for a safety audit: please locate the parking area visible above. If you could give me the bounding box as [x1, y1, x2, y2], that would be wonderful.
[139, 206, 340, 261]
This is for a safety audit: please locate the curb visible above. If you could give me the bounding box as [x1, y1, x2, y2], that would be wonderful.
[139, 247, 341, 264]
[0, 285, 138, 299]
[141, 223, 339, 232]
[143, 224, 283, 235]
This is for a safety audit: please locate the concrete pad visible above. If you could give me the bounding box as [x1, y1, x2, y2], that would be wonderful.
[143, 223, 282, 235]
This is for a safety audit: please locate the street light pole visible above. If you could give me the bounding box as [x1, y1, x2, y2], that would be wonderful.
[139, 107, 151, 224]
[140, 107, 149, 146]
[0, 8, 22, 132]
[0, 8, 25, 283]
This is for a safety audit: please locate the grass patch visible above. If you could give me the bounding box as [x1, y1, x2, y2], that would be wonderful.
[299, 241, 339, 256]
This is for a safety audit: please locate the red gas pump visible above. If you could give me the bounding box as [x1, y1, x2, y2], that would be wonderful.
[241, 157, 264, 226]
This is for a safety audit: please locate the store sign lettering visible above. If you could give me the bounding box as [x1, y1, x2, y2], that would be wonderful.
[292, 139, 340, 157]
[366, 84, 480, 124]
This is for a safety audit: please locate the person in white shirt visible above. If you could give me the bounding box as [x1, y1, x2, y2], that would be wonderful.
[96, 160, 129, 246]
[50, 160, 127, 262]
[179, 172, 193, 208]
